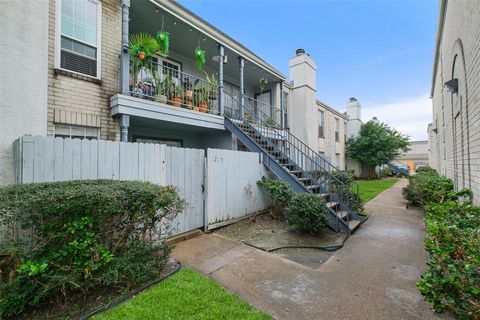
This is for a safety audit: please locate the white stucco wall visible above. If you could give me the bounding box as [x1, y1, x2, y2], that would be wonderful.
[0, 0, 49, 186]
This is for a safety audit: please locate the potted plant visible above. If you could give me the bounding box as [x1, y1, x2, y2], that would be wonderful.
[195, 84, 209, 113]
[184, 78, 193, 100]
[129, 33, 159, 90]
[156, 78, 167, 104]
[170, 84, 183, 107]
[202, 71, 218, 100]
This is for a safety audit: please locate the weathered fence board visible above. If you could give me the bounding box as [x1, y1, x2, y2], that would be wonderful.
[13, 136, 271, 236]
[14, 136, 205, 236]
[206, 148, 271, 230]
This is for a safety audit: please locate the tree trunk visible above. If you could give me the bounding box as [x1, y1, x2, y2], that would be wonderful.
[368, 165, 377, 179]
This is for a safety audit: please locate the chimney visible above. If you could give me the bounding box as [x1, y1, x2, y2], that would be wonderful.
[288, 49, 317, 149]
[345, 97, 362, 138]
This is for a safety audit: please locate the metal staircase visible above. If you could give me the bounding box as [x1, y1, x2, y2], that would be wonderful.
[386, 162, 410, 176]
[223, 92, 362, 233]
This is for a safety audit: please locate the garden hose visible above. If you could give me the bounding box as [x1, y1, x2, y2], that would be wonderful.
[80, 261, 182, 320]
[242, 233, 349, 254]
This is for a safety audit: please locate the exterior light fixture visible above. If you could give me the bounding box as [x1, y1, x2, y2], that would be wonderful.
[444, 78, 458, 94]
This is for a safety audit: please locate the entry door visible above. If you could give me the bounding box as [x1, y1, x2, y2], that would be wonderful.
[224, 83, 241, 118]
[255, 91, 272, 118]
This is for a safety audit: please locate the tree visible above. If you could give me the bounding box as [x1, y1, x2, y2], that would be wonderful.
[346, 121, 410, 178]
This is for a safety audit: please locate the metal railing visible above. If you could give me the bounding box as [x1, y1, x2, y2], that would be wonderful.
[129, 56, 220, 115]
[224, 91, 360, 228]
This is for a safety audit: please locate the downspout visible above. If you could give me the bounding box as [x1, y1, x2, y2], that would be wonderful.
[239, 57, 245, 118]
[120, 0, 130, 95]
[280, 80, 285, 128]
[218, 44, 225, 116]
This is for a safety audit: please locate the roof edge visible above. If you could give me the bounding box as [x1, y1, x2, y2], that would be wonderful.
[430, 0, 448, 98]
[316, 100, 348, 120]
[151, 0, 286, 80]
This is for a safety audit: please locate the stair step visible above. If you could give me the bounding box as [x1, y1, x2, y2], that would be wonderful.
[348, 219, 361, 231]
[307, 185, 321, 190]
[297, 177, 310, 182]
[316, 193, 329, 199]
[326, 201, 339, 209]
[336, 210, 348, 219]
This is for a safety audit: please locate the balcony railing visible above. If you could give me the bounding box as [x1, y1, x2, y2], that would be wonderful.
[223, 93, 279, 123]
[129, 57, 220, 115]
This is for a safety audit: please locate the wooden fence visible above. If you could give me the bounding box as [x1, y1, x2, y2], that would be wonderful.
[13, 136, 271, 235]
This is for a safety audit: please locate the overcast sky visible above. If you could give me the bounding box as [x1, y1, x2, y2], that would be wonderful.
[179, 0, 438, 140]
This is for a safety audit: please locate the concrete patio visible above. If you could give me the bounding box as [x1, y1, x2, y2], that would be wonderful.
[172, 179, 451, 320]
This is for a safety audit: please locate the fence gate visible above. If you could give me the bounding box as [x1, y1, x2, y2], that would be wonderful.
[205, 148, 271, 230]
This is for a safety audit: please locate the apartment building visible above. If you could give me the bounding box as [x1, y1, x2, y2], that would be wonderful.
[429, 0, 480, 203]
[0, 0, 354, 186]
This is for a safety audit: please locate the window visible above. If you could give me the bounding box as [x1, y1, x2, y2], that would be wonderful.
[58, 0, 101, 78]
[318, 110, 325, 138]
[54, 124, 99, 139]
[335, 153, 340, 169]
[335, 118, 340, 141]
[158, 57, 181, 80]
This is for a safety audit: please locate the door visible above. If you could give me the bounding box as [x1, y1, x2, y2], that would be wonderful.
[255, 90, 273, 118]
[224, 82, 241, 118]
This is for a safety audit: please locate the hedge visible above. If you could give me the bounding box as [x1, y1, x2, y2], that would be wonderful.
[418, 201, 480, 319]
[402, 167, 479, 318]
[0, 180, 185, 318]
[402, 167, 455, 206]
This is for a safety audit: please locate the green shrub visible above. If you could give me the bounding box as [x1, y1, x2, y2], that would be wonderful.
[287, 193, 328, 234]
[402, 169, 455, 206]
[0, 180, 185, 318]
[379, 167, 392, 178]
[257, 177, 294, 204]
[257, 177, 294, 217]
[336, 186, 364, 213]
[417, 200, 480, 319]
[416, 166, 437, 174]
[331, 170, 355, 187]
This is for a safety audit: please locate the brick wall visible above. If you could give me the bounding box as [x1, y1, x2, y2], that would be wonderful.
[431, 1, 480, 203]
[47, 0, 121, 140]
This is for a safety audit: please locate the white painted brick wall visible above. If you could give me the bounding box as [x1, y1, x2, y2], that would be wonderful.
[431, 1, 480, 203]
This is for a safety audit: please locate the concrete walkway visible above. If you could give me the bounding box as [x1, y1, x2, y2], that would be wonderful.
[172, 179, 450, 320]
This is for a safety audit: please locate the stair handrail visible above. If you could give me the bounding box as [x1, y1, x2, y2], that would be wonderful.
[225, 93, 359, 228]
[224, 91, 359, 191]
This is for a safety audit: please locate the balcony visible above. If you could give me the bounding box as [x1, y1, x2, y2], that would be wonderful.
[112, 0, 287, 146]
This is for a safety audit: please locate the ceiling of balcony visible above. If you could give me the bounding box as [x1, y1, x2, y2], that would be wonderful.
[129, 0, 282, 89]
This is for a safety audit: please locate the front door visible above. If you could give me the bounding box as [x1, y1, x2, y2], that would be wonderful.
[255, 90, 273, 118]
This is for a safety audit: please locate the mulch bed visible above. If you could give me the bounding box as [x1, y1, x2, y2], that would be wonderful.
[215, 212, 346, 269]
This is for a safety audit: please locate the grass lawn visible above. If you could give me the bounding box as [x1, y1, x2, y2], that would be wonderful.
[355, 178, 400, 204]
[93, 268, 271, 320]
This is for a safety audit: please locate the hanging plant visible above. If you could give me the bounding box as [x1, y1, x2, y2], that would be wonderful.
[195, 47, 206, 71]
[156, 31, 170, 57]
[259, 77, 267, 94]
[129, 33, 159, 61]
